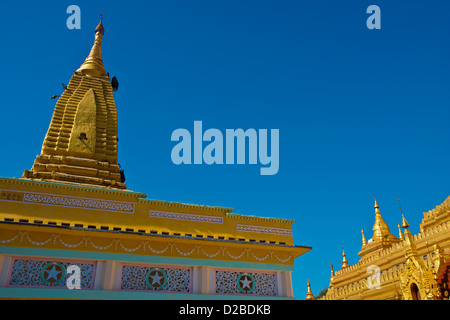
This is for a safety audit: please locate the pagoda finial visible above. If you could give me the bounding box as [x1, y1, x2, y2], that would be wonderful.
[341, 248, 349, 269]
[305, 277, 315, 300]
[398, 224, 404, 240]
[329, 263, 334, 288]
[361, 229, 368, 247]
[398, 197, 410, 229]
[95, 13, 105, 35]
[77, 16, 107, 76]
[401, 214, 409, 229]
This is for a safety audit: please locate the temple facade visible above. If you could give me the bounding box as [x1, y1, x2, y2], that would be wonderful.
[0, 19, 310, 299]
[313, 198, 450, 300]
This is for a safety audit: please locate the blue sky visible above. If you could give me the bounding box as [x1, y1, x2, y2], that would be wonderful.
[0, 0, 449, 299]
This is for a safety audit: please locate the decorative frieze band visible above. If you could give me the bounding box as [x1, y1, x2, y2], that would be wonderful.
[0, 231, 294, 263]
[0, 189, 134, 213]
[149, 210, 223, 224]
[236, 224, 292, 236]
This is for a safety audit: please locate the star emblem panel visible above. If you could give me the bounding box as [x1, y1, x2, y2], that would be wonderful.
[215, 270, 277, 296]
[8, 258, 95, 288]
[120, 265, 191, 293]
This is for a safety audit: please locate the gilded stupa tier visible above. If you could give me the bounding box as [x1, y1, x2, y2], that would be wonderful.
[23, 18, 124, 189]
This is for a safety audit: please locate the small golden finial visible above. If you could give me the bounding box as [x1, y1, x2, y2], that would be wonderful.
[394, 197, 409, 232]
[329, 263, 334, 288]
[342, 247, 349, 269]
[361, 229, 367, 246]
[305, 276, 314, 300]
[397, 197, 409, 228]
[373, 196, 382, 216]
[401, 214, 409, 229]
[398, 224, 404, 240]
[95, 13, 105, 35]
[374, 196, 379, 208]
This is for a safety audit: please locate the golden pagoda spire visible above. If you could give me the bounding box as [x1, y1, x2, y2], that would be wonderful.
[397, 198, 405, 241]
[398, 224, 404, 240]
[305, 277, 315, 300]
[329, 263, 335, 288]
[361, 229, 367, 247]
[401, 214, 410, 228]
[341, 248, 349, 268]
[401, 213, 417, 254]
[398, 197, 410, 229]
[77, 15, 107, 76]
[372, 197, 396, 242]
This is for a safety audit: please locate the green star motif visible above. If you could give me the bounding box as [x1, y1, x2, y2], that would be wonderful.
[40, 262, 66, 286]
[237, 273, 255, 294]
[146, 268, 167, 290]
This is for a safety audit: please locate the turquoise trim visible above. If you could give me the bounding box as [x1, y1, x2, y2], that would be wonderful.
[0, 246, 294, 271]
[0, 287, 294, 300]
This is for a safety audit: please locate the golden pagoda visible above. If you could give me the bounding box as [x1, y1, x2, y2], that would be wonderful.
[22, 18, 123, 190]
[317, 197, 450, 300]
[0, 19, 311, 299]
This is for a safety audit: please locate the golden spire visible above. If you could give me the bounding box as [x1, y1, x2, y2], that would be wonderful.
[398, 224, 404, 240]
[361, 229, 368, 247]
[398, 197, 410, 229]
[401, 213, 414, 247]
[403, 222, 416, 255]
[397, 198, 406, 240]
[329, 263, 334, 288]
[342, 248, 349, 268]
[372, 197, 396, 242]
[401, 214, 410, 228]
[305, 277, 315, 300]
[77, 15, 107, 76]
